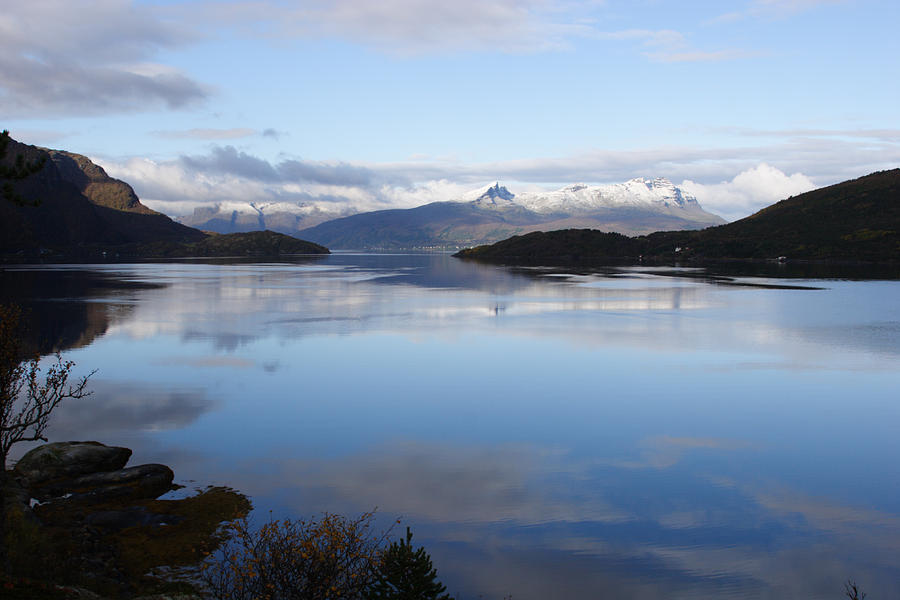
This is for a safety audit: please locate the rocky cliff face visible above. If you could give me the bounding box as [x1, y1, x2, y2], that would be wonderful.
[47, 150, 156, 214]
[0, 135, 205, 254]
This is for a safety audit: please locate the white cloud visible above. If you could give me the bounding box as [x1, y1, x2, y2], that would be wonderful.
[647, 49, 756, 63]
[591, 27, 750, 63]
[680, 164, 816, 221]
[0, 0, 207, 117]
[710, 0, 845, 23]
[154, 128, 257, 140]
[99, 154, 428, 218]
[751, 0, 845, 16]
[198, 1, 749, 62]
[201, 0, 590, 55]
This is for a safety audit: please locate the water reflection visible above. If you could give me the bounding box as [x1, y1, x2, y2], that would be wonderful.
[0, 267, 158, 355]
[47, 380, 217, 435]
[194, 438, 900, 599]
[2, 255, 899, 599]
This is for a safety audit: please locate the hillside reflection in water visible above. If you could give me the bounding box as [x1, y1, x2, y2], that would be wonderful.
[4, 254, 899, 599]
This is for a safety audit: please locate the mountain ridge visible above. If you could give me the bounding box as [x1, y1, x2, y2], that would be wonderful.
[454, 169, 900, 265]
[181, 178, 724, 247]
[296, 178, 723, 249]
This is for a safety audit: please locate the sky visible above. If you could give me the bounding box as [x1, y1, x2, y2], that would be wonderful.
[1, 0, 898, 222]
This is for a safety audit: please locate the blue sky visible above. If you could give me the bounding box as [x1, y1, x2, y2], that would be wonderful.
[2, 0, 898, 220]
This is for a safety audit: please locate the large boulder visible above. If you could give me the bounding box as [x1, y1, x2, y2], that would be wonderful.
[13, 441, 132, 487]
[33, 463, 175, 503]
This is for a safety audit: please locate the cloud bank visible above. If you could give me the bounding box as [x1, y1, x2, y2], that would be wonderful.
[196, 0, 747, 62]
[204, 0, 593, 55]
[0, 0, 208, 117]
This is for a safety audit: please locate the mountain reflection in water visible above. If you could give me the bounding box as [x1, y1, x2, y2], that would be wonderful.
[3, 254, 899, 599]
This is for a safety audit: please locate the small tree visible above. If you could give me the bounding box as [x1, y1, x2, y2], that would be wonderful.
[0, 304, 93, 470]
[202, 510, 392, 600]
[366, 527, 451, 600]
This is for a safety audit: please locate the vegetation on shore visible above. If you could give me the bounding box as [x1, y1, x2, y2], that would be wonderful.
[201, 512, 451, 600]
[95, 230, 329, 259]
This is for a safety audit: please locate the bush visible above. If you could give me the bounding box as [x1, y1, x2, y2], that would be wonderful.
[201, 510, 392, 600]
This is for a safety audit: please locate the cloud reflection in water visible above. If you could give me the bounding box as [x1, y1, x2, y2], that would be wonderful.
[205, 437, 900, 599]
[3, 256, 899, 598]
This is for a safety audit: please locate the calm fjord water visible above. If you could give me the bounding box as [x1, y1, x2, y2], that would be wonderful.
[5, 254, 900, 599]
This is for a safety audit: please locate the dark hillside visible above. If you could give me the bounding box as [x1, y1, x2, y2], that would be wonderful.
[0, 134, 327, 258]
[455, 229, 644, 264]
[130, 230, 329, 258]
[300, 201, 543, 249]
[1, 138, 117, 251]
[1, 137, 205, 253]
[666, 169, 900, 261]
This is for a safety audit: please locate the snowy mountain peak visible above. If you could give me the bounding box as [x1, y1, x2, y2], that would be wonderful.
[479, 178, 708, 218]
[452, 177, 718, 224]
[468, 182, 516, 205]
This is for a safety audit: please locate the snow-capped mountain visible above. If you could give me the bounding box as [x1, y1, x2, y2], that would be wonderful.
[464, 182, 517, 206]
[458, 178, 715, 220]
[298, 178, 725, 249]
[515, 178, 703, 214]
[177, 177, 724, 247]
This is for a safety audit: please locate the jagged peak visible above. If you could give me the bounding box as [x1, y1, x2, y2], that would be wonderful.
[625, 176, 675, 189]
[464, 182, 516, 204]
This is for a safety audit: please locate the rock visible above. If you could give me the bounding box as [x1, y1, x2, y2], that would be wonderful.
[14, 441, 132, 487]
[1, 475, 36, 522]
[33, 463, 175, 503]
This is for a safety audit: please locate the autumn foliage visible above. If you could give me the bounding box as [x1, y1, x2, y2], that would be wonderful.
[201, 510, 393, 600]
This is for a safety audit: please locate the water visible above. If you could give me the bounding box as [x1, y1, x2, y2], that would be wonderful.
[3, 254, 899, 599]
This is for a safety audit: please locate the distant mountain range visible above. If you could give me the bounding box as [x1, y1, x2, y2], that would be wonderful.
[180, 201, 346, 236]
[293, 178, 724, 249]
[455, 169, 900, 264]
[0, 133, 327, 258]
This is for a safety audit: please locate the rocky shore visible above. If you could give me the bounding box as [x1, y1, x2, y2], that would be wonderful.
[2, 441, 250, 599]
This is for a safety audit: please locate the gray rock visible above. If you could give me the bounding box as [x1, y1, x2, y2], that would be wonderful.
[14, 441, 132, 487]
[1, 475, 36, 522]
[34, 463, 175, 503]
